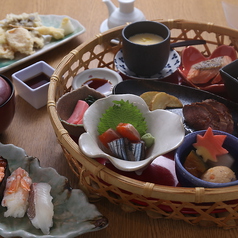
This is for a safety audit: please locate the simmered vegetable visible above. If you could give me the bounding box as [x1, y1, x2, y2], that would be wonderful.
[193, 127, 228, 162]
[184, 150, 208, 177]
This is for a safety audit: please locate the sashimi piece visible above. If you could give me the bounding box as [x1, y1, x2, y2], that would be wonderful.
[187, 55, 232, 84]
[66, 100, 89, 124]
[27, 183, 54, 235]
[116, 123, 141, 142]
[1, 167, 32, 218]
[98, 128, 121, 148]
[108, 138, 145, 161]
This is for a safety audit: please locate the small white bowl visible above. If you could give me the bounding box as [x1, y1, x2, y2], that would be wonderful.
[72, 68, 123, 96]
[12, 61, 54, 109]
[79, 94, 185, 172]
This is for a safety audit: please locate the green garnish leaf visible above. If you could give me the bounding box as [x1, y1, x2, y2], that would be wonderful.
[98, 99, 147, 136]
[84, 95, 97, 105]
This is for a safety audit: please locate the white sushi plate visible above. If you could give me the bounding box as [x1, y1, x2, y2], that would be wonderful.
[0, 143, 108, 238]
[0, 15, 86, 73]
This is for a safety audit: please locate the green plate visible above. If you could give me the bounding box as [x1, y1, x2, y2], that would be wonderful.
[0, 143, 108, 238]
[0, 15, 86, 72]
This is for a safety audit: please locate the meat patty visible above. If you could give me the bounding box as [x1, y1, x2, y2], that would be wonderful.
[183, 99, 234, 134]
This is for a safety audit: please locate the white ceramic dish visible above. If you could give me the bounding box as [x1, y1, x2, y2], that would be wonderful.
[72, 68, 123, 96]
[99, 19, 121, 44]
[0, 15, 85, 73]
[114, 49, 181, 80]
[0, 142, 108, 238]
[79, 94, 185, 172]
[12, 61, 54, 109]
[100, 19, 110, 33]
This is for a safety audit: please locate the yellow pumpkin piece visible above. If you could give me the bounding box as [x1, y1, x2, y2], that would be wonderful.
[150, 92, 183, 110]
[184, 150, 208, 178]
[140, 91, 159, 107]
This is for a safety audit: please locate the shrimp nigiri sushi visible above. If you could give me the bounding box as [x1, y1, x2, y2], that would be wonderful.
[1, 167, 32, 218]
[0, 156, 10, 201]
[27, 183, 54, 235]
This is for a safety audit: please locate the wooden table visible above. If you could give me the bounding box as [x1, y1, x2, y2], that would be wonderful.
[1, 0, 238, 237]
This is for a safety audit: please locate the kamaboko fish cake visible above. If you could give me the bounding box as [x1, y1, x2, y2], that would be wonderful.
[1, 167, 32, 218]
[27, 183, 54, 235]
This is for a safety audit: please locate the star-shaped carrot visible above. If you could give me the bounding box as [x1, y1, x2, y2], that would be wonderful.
[193, 127, 228, 162]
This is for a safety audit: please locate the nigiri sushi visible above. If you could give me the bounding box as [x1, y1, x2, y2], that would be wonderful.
[0, 156, 10, 201]
[1, 167, 32, 218]
[27, 183, 54, 235]
[187, 55, 232, 84]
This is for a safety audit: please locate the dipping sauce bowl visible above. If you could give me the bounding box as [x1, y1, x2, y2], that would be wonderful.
[72, 68, 123, 96]
[12, 61, 54, 109]
[0, 74, 15, 134]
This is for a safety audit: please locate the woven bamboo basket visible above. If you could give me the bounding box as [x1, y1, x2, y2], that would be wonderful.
[47, 19, 238, 229]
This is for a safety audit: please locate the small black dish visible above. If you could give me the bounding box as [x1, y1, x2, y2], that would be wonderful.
[220, 59, 238, 103]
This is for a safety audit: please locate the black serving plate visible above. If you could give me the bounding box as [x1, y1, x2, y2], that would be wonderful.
[113, 79, 238, 137]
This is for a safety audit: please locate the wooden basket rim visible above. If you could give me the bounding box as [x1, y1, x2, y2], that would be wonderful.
[47, 19, 238, 204]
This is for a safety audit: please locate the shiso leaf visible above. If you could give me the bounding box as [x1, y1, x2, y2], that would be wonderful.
[98, 100, 147, 136]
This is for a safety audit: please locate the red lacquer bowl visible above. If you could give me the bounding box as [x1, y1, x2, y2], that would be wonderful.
[0, 75, 15, 134]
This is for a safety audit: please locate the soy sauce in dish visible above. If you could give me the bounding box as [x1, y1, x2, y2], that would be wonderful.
[82, 78, 112, 94]
[25, 73, 50, 89]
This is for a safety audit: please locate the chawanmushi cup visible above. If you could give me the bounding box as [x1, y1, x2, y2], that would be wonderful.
[122, 21, 171, 77]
